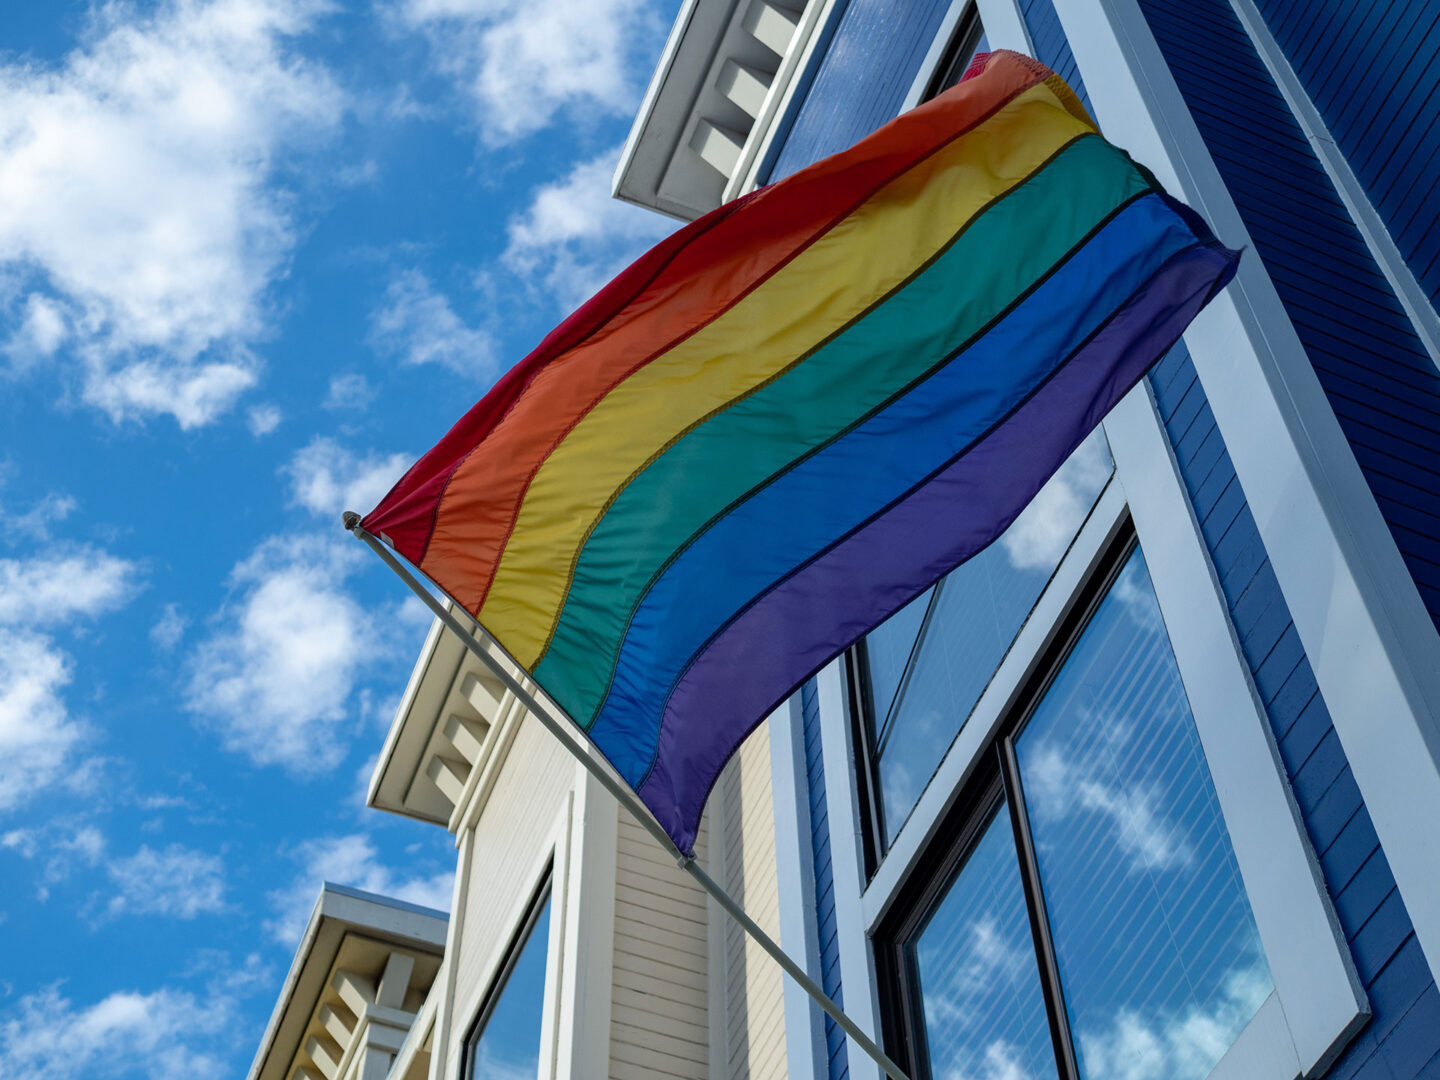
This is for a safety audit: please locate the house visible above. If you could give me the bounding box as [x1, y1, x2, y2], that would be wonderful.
[251, 0, 1440, 1078]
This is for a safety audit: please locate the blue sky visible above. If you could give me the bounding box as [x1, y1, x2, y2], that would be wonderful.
[0, 1, 675, 1074]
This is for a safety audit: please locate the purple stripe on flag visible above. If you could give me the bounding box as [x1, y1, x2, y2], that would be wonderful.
[638, 242, 1235, 853]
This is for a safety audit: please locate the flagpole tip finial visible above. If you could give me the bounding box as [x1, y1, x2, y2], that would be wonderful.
[342, 511, 362, 532]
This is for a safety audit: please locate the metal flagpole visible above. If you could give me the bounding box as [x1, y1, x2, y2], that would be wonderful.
[344, 513, 911, 1080]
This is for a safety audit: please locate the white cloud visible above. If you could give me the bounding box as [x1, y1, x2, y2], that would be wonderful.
[938, 1040, 1035, 1080]
[80, 354, 260, 429]
[0, 631, 84, 814]
[3, 293, 68, 367]
[502, 149, 675, 310]
[0, 955, 268, 1080]
[323, 371, 375, 410]
[285, 436, 412, 520]
[371, 268, 494, 376]
[0, 492, 77, 543]
[246, 402, 283, 436]
[395, 0, 664, 144]
[151, 603, 187, 652]
[266, 832, 453, 945]
[0, 547, 140, 625]
[0, 0, 345, 425]
[1077, 962, 1272, 1080]
[1001, 428, 1113, 572]
[105, 844, 226, 919]
[1024, 738, 1191, 873]
[184, 533, 393, 772]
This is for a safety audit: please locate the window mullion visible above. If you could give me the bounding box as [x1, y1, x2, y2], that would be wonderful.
[999, 740, 1082, 1080]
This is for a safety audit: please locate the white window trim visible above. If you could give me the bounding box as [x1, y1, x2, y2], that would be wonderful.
[1106, 383, 1368, 1075]
[452, 798, 573, 1080]
[828, 435, 1365, 1080]
[1051, 0, 1440, 986]
[859, 477, 1131, 926]
[554, 766, 618, 1080]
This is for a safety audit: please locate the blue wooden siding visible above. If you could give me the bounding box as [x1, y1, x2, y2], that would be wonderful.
[1248, 0, 1440, 306]
[1018, 0, 1091, 114]
[1138, 0, 1440, 635]
[802, 678, 848, 1080]
[1148, 343, 1440, 1078]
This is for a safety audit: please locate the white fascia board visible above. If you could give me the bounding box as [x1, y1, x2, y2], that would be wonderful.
[1054, 0, 1440, 981]
[368, 612, 446, 811]
[615, 0, 702, 196]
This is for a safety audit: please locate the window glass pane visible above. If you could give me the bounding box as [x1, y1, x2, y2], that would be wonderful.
[865, 585, 934, 726]
[469, 893, 551, 1079]
[913, 802, 1060, 1080]
[1015, 550, 1271, 1080]
[867, 431, 1113, 844]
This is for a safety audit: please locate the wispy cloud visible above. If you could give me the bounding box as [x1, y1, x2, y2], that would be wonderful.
[0, 954, 269, 1080]
[371, 269, 494, 377]
[285, 437, 412, 520]
[0, 492, 78, 543]
[246, 403, 283, 437]
[323, 372, 375, 411]
[105, 844, 227, 920]
[265, 832, 453, 945]
[1023, 735, 1192, 873]
[184, 533, 391, 773]
[0, 0, 346, 426]
[150, 603, 187, 652]
[394, 0, 665, 144]
[1077, 961, 1271, 1080]
[0, 629, 85, 815]
[0, 547, 140, 626]
[501, 148, 675, 311]
[0, 545, 140, 812]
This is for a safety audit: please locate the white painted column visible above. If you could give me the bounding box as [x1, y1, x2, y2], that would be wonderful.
[555, 765, 618, 1080]
[769, 698, 827, 1080]
[1054, 0, 1440, 979]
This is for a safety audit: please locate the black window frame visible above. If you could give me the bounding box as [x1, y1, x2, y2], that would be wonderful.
[923, 2, 988, 101]
[461, 866, 554, 1080]
[867, 522, 1143, 1080]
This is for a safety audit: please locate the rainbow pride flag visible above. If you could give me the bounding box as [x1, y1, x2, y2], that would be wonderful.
[363, 50, 1237, 854]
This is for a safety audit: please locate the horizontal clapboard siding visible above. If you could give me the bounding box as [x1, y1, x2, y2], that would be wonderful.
[1148, 343, 1440, 1078]
[1250, 0, 1440, 306]
[718, 725, 787, 1080]
[1138, 0, 1440, 636]
[610, 812, 710, 1079]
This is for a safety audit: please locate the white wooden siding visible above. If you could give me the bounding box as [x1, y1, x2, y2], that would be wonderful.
[717, 725, 787, 1080]
[609, 812, 711, 1080]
